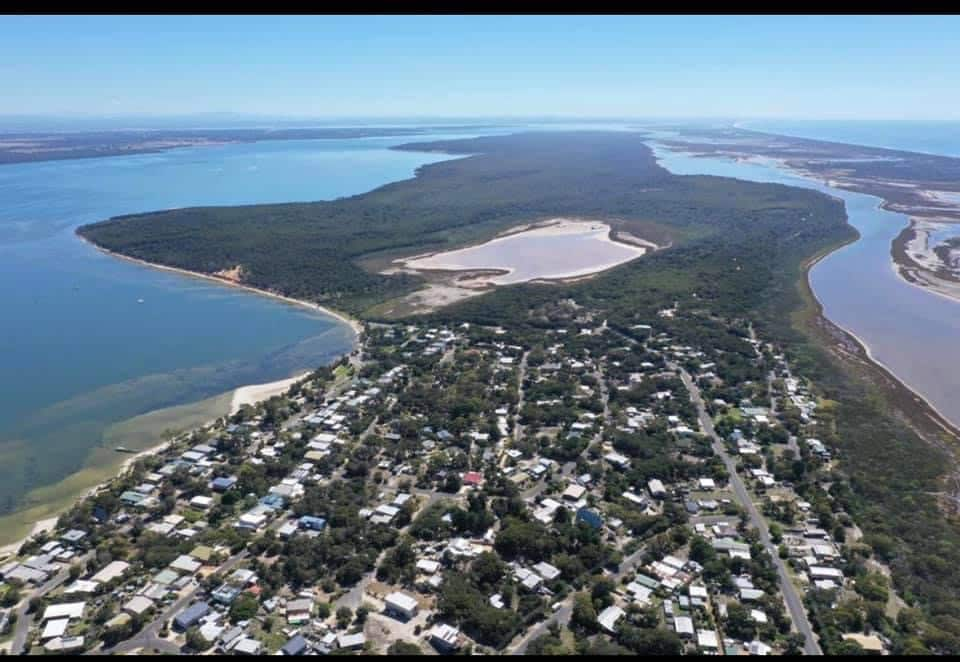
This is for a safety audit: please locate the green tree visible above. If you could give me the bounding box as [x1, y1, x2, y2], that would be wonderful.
[336, 606, 353, 629]
[228, 593, 260, 623]
[387, 641, 424, 655]
[185, 627, 212, 652]
[571, 592, 598, 634]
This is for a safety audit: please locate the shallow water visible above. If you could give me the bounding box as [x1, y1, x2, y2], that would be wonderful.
[651, 143, 960, 429]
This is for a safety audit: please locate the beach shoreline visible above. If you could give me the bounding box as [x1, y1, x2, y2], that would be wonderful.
[76, 233, 364, 339]
[230, 372, 311, 415]
[0, 371, 315, 557]
[0, 236, 364, 555]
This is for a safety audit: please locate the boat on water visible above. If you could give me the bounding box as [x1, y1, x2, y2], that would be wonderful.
[115, 446, 137, 454]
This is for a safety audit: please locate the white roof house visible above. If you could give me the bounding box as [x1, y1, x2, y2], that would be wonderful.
[748, 640, 773, 656]
[597, 605, 625, 633]
[698, 629, 720, 649]
[91, 560, 130, 584]
[662, 555, 685, 571]
[170, 555, 202, 574]
[384, 591, 419, 619]
[533, 561, 561, 582]
[233, 637, 262, 655]
[674, 615, 695, 637]
[809, 566, 844, 580]
[41, 618, 69, 640]
[63, 579, 99, 595]
[337, 632, 366, 649]
[123, 595, 155, 616]
[416, 559, 441, 575]
[429, 623, 462, 651]
[42, 602, 86, 621]
[44, 636, 84, 653]
[626, 582, 653, 605]
[740, 588, 766, 601]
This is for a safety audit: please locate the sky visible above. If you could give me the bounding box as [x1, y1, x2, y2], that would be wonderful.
[3, 14, 960, 121]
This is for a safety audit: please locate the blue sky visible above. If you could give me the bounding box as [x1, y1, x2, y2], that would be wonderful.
[3, 15, 959, 120]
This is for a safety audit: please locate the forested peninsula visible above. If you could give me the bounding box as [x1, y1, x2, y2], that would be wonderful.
[78, 132, 960, 651]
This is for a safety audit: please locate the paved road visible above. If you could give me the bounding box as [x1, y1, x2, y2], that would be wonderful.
[101, 550, 249, 655]
[513, 351, 529, 443]
[678, 365, 822, 656]
[613, 542, 649, 582]
[507, 596, 573, 655]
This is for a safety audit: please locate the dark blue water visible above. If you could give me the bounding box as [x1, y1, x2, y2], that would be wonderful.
[739, 120, 960, 158]
[0, 131, 498, 508]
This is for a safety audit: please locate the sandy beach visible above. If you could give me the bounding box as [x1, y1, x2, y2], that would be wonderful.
[0, 517, 58, 558]
[230, 373, 310, 414]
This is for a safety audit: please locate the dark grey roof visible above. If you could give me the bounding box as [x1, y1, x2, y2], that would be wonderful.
[281, 634, 308, 656]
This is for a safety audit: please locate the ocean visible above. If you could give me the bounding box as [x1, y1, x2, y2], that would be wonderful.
[738, 119, 960, 158]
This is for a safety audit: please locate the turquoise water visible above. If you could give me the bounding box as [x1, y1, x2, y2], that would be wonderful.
[0, 131, 495, 511]
[738, 120, 960, 158]
[650, 141, 960, 429]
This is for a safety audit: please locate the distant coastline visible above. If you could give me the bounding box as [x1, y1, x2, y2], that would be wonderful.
[0, 125, 487, 166]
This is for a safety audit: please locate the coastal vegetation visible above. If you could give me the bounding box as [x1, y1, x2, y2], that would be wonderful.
[78, 131, 960, 652]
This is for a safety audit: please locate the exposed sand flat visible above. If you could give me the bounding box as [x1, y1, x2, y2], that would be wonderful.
[231, 373, 308, 414]
[0, 371, 310, 558]
[0, 517, 57, 557]
[399, 218, 651, 286]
